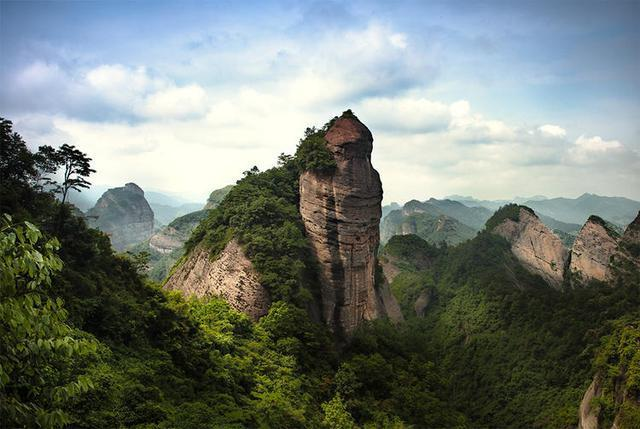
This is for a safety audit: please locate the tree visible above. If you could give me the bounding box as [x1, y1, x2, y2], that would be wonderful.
[0, 214, 96, 428]
[321, 394, 358, 429]
[0, 118, 36, 184]
[53, 144, 95, 206]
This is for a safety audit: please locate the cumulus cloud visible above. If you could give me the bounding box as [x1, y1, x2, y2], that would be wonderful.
[3, 14, 638, 202]
[141, 85, 208, 119]
[567, 135, 624, 164]
[538, 124, 566, 138]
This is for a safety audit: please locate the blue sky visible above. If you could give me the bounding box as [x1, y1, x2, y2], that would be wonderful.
[1, 0, 639, 203]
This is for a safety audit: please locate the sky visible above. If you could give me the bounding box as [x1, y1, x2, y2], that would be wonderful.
[1, 0, 639, 204]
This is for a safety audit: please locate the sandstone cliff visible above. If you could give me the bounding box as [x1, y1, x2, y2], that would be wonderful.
[492, 206, 568, 288]
[87, 183, 155, 251]
[613, 211, 640, 273]
[164, 238, 270, 321]
[570, 216, 620, 283]
[299, 113, 401, 335]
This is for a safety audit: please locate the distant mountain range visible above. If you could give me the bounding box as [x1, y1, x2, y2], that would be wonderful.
[445, 193, 639, 227]
[381, 193, 639, 247]
[381, 199, 492, 245]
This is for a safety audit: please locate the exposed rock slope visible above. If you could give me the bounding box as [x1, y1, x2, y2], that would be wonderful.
[299, 114, 401, 335]
[87, 183, 154, 250]
[569, 216, 620, 283]
[164, 238, 270, 321]
[492, 206, 568, 288]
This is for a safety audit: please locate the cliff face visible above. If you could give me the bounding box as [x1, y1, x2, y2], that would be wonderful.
[570, 216, 620, 283]
[87, 183, 155, 251]
[299, 115, 401, 335]
[493, 207, 568, 288]
[164, 238, 270, 321]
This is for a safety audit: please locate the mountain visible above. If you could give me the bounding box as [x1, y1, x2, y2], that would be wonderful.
[86, 182, 155, 250]
[203, 185, 234, 209]
[298, 112, 401, 334]
[569, 215, 620, 284]
[3, 111, 640, 429]
[488, 204, 568, 288]
[150, 202, 203, 225]
[425, 198, 493, 229]
[129, 185, 237, 282]
[380, 198, 491, 245]
[165, 111, 401, 335]
[523, 193, 640, 227]
[381, 202, 401, 218]
[381, 209, 477, 246]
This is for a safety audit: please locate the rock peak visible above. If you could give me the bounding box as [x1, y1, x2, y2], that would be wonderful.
[299, 114, 401, 336]
[124, 182, 144, 195]
[493, 207, 568, 288]
[324, 115, 373, 151]
[570, 215, 619, 283]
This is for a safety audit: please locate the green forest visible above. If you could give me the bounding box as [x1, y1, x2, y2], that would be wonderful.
[1, 114, 639, 429]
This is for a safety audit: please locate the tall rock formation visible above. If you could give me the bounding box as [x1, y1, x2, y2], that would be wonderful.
[569, 216, 620, 283]
[299, 113, 401, 335]
[87, 183, 155, 250]
[610, 211, 640, 278]
[164, 239, 270, 321]
[492, 206, 568, 288]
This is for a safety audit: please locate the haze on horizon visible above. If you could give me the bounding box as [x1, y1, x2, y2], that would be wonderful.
[1, 0, 639, 204]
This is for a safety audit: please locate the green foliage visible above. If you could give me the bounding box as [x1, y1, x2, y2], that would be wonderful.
[322, 394, 358, 429]
[382, 234, 440, 268]
[484, 203, 525, 231]
[0, 215, 96, 428]
[186, 152, 317, 304]
[385, 230, 640, 428]
[295, 130, 337, 173]
[49, 144, 96, 205]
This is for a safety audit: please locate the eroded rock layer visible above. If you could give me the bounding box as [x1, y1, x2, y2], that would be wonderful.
[570, 216, 619, 283]
[493, 208, 568, 288]
[164, 238, 270, 321]
[299, 115, 400, 335]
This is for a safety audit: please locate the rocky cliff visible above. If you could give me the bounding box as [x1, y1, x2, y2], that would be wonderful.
[299, 113, 401, 335]
[570, 216, 620, 283]
[87, 182, 155, 251]
[616, 211, 640, 268]
[164, 238, 270, 321]
[492, 206, 568, 288]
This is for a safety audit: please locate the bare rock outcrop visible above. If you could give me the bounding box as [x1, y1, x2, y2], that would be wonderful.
[87, 182, 154, 251]
[570, 216, 620, 283]
[493, 207, 568, 288]
[614, 211, 640, 272]
[164, 238, 270, 321]
[299, 113, 401, 335]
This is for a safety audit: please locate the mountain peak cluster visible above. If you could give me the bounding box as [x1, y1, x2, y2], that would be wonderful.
[46, 111, 639, 428]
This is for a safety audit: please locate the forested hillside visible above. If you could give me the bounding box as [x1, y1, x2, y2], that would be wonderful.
[1, 114, 639, 429]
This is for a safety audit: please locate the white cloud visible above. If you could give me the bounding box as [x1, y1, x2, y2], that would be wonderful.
[141, 84, 208, 119]
[567, 135, 624, 164]
[356, 96, 450, 132]
[538, 124, 566, 138]
[389, 33, 408, 49]
[4, 20, 639, 203]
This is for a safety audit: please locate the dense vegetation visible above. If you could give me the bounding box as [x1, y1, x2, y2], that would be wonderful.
[483, 203, 525, 231]
[2, 113, 639, 428]
[0, 115, 464, 428]
[387, 232, 640, 428]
